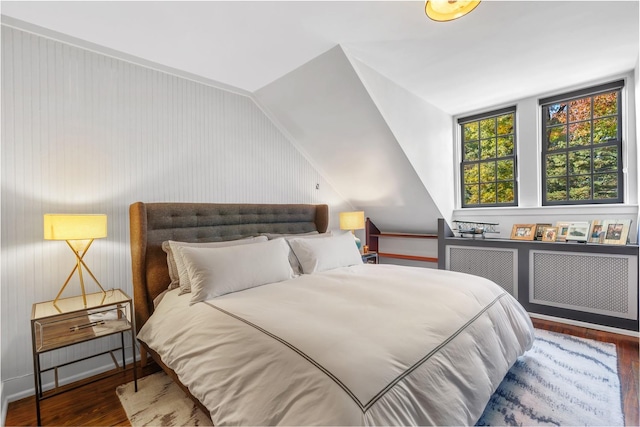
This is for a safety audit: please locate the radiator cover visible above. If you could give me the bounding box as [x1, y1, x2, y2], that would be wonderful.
[529, 250, 638, 320]
[446, 246, 517, 297]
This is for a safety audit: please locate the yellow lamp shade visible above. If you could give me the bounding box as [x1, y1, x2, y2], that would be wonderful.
[44, 214, 107, 241]
[339, 211, 365, 231]
[426, 0, 481, 22]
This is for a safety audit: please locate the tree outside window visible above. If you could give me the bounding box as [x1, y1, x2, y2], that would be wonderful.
[459, 107, 517, 207]
[541, 81, 623, 205]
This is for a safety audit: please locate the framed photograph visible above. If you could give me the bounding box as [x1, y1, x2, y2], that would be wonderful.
[541, 226, 558, 242]
[555, 222, 571, 242]
[534, 223, 552, 240]
[565, 221, 590, 242]
[602, 219, 632, 245]
[588, 220, 605, 243]
[510, 224, 536, 241]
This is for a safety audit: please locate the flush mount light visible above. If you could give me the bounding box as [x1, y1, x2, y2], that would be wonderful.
[425, 0, 481, 22]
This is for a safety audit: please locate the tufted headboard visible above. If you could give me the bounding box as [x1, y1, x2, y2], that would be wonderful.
[129, 202, 329, 332]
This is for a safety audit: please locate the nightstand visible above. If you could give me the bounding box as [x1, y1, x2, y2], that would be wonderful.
[362, 252, 379, 264]
[31, 289, 137, 425]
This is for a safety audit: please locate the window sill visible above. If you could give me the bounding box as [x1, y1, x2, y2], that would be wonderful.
[453, 204, 638, 218]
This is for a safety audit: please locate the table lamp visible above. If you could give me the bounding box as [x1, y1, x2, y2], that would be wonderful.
[339, 211, 365, 252]
[44, 214, 107, 306]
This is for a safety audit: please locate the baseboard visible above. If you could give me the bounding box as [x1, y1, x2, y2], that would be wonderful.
[530, 312, 640, 338]
[2, 346, 138, 413]
[1, 381, 7, 427]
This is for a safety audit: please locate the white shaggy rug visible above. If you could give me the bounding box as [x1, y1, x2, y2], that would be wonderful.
[117, 329, 624, 426]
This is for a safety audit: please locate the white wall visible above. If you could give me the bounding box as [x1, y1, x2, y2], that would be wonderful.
[347, 56, 455, 228]
[0, 23, 351, 409]
[452, 72, 639, 243]
[255, 46, 442, 234]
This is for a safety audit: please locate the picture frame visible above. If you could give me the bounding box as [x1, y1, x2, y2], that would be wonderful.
[510, 224, 536, 241]
[588, 220, 605, 244]
[565, 221, 590, 242]
[541, 226, 558, 242]
[555, 221, 571, 242]
[534, 223, 552, 240]
[601, 219, 632, 245]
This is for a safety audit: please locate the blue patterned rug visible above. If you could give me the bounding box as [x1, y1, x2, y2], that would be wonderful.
[477, 328, 624, 426]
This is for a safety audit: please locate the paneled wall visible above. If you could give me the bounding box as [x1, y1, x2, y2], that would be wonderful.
[1, 24, 349, 402]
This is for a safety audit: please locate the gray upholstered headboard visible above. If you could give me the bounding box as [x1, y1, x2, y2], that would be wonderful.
[129, 202, 329, 331]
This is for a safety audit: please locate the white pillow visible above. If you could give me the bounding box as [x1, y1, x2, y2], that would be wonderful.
[262, 231, 320, 240]
[281, 231, 333, 275]
[167, 236, 268, 294]
[178, 238, 294, 304]
[288, 231, 363, 274]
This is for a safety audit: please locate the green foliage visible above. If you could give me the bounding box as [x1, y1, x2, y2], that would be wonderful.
[543, 89, 620, 204]
[462, 112, 515, 206]
[594, 146, 617, 172]
[593, 117, 617, 143]
[568, 150, 590, 175]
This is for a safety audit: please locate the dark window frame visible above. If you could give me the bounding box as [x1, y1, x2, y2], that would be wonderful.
[459, 106, 518, 208]
[540, 80, 624, 206]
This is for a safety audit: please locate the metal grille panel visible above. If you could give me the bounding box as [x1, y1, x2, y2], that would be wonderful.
[447, 246, 517, 297]
[530, 250, 637, 319]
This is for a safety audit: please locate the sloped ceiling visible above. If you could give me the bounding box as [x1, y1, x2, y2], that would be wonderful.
[255, 46, 446, 232]
[2, 1, 638, 231]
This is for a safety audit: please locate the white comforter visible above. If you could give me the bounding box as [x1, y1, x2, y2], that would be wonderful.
[138, 264, 534, 426]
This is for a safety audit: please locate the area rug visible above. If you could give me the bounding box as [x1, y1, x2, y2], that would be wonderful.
[476, 328, 623, 426]
[117, 329, 623, 426]
[116, 372, 213, 426]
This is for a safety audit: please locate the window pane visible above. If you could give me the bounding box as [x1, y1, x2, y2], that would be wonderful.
[497, 182, 514, 203]
[463, 164, 479, 184]
[569, 176, 591, 200]
[593, 146, 618, 172]
[464, 141, 479, 160]
[497, 159, 514, 181]
[546, 153, 566, 177]
[593, 174, 618, 199]
[546, 178, 567, 201]
[542, 84, 622, 205]
[480, 118, 496, 139]
[593, 92, 617, 117]
[480, 138, 496, 159]
[569, 97, 591, 122]
[568, 121, 591, 147]
[480, 183, 496, 204]
[568, 149, 591, 175]
[547, 103, 567, 125]
[497, 114, 514, 135]
[464, 185, 479, 205]
[547, 125, 567, 150]
[480, 162, 496, 183]
[593, 117, 617, 143]
[464, 122, 479, 141]
[460, 107, 516, 208]
[497, 136, 514, 157]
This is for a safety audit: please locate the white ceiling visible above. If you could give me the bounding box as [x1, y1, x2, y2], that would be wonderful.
[1, 1, 638, 115]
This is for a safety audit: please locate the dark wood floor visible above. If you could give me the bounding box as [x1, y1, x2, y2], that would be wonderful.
[5, 318, 639, 426]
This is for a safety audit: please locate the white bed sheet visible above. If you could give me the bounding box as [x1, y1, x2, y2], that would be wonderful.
[138, 264, 534, 426]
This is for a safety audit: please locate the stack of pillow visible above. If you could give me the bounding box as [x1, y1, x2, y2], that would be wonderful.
[161, 230, 363, 305]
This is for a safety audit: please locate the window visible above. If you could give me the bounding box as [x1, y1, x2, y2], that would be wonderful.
[541, 80, 624, 205]
[459, 107, 517, 207]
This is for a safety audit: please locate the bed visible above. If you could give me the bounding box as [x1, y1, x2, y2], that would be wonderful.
[130, 201, 535, 426]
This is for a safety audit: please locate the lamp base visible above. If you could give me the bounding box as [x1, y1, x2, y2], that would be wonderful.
[54, 239, 106, 309]
[354, 235, 362, 253]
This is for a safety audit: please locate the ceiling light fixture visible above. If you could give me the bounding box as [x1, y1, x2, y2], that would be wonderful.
[425, 0, 481, 22]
